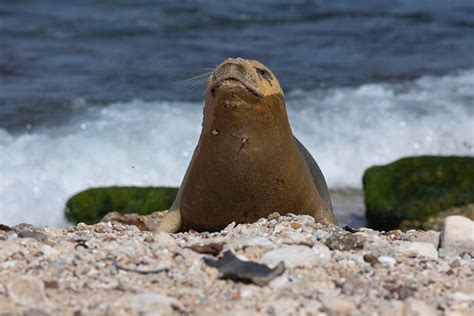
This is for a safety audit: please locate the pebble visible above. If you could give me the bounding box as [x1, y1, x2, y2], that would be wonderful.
[321, 295, 356, 315]
[404, 230, 440, 248]
[40, 244, 60, 259]
[107, 292, 185, 315]
[260, 245, 328, 268]
[380, 300, 404, 316]
[440, 215, 474, 256]
[450, 279, 474, 302]
[325, 232, 365, 251]
[265, 298, 301, 315]
[394, 241, 439, 259]
[403, 298, 438, 316]
[242, 237, 274, 247]
[378, 256, 397, 268]
[0, 296, 19, 315]
[6, 276, 51, 310]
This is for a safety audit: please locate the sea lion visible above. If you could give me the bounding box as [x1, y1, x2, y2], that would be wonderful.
[159, 58, 337, 232]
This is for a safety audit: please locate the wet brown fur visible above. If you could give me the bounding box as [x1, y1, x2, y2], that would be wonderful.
[159, 58, 337, 232]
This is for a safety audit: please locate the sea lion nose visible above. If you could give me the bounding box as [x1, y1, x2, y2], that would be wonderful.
[217, 62, 247, 77]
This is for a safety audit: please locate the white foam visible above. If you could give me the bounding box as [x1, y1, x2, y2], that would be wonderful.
[289, 69, 474, 189]
[0, 70, 473, 226]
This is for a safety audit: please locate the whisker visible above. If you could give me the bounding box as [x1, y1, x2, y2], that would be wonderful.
[191, 78, 209, 89]
[177, 63, 218, 92]
[179, 71, 212, 84]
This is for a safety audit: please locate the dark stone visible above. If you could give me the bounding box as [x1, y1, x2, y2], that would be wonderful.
[203, 250, 285, 286]
[325, 232, 365, 251]
[188, 243, 224, 256]
[74, 239, 89, 249]
[0, 224, 11, 231]
[44, 280, 59, 289]
[383, 283, 416, 300]
[363, 254, 380, 266]
[17, 230, 48, 242]
[343, 225, 358, 233]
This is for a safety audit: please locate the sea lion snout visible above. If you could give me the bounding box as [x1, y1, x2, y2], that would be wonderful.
[208, 58, 284, 99]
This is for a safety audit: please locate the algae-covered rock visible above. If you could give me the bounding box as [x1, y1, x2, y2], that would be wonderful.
[363, 156, 474, 231]
[65, 186, 178, 224]
[399, 203, 474, 231]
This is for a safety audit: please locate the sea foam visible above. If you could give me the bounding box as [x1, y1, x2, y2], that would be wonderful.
[1, 69, 472, 226]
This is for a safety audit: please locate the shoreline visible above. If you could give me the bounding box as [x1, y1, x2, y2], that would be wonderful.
[330, 189, 366, 228]
[1, 188, 367, 229]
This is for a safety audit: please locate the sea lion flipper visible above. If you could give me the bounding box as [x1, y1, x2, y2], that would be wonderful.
[158, 209, 182, 233]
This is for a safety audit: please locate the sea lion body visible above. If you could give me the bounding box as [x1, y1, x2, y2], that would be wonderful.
[160, 58, 336, 232]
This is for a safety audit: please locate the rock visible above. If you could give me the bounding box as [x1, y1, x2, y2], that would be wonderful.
[363, 156, 474, 231]
[450, 278, 474, 302]
[23, 309, 49, 316]
[378, 256, 397, 268]
[314, 229, 331, 243]
[264, 298, 301, 315]
[242, 237, 274, 247]
[394, 241, 438, 259]
[440, 216, 474, 256]
[280, 229, 315, 246]
[403, 298, 437, 316]
[321, 295, 356, 315]
[381, 300, 404, 316]
[1, 230, 17, 240]
[261, 245, 329, 269]
[313, 244, 332, 260]
[363, 254, 380, 266]
[404, 230, 440, 249]
[203, 250, 285, 286]
[101, 211, 169, 232]
[384, 283, 415, 300]
[324, 232, 365, 251]
[40, 245, 60, 260]
[107, 292, 185, 315]
[6, 276, 51, 310]
[17, 230, 48, 242]
[0, 224, 12, 231]
[400, 203, 474, 232]
[0, 296, 19, 316]
[152, 232, 177, 247]
[65, 186, 179, 224]
[188, 242, 224, 256]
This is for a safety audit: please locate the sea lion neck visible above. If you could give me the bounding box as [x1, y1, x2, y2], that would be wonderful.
[202, 92, 292, 139]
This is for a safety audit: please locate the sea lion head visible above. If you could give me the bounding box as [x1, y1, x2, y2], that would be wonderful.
[207, 58, 283, 100]
[203, 58, 287, 134]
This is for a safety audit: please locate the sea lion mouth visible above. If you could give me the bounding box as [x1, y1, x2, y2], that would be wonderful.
[210, 77, 261, 99]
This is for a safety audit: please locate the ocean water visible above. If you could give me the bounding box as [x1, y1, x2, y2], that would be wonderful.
[1, 0, 473, 226]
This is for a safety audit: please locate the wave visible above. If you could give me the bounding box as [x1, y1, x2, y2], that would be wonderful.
[0, 69, 472, 226]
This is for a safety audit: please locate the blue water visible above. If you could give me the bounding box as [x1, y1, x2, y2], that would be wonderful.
[0, 0, 473, 226]
[1, 0, 473, 130]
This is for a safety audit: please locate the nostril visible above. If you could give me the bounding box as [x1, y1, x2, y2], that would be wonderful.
[220, 62, 246, 75]
[234, 63, 245, 73]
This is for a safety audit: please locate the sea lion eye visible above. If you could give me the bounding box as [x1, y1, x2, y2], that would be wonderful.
[256, 68, 272, 80]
